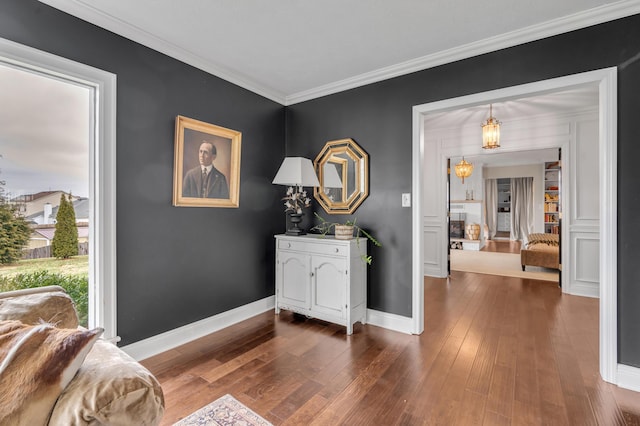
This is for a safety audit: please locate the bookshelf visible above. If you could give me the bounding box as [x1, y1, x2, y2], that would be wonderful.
[544, 161, 560, 234]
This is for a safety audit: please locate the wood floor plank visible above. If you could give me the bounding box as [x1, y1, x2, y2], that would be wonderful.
[141, 271, 640, 426]
[309, 339, 408, 425]
[485, 364, 515, 419]
[482, 410, 511, 426]
[200, 335, 287, 383]
[280, 394, 329, 426]
[454, 389, 487, 426]
[268, 379, 323, 422]
[466, 326, 500, 396]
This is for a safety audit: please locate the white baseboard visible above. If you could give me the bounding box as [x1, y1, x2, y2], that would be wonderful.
[424, 264, 445, 278]
[366, 309, 414, 334]
[618, 363, 640, 392]
[121, 296, 275, 361]
[569, 282, 599, 298]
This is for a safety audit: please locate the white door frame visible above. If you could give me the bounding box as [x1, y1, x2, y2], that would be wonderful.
[411, 68, 617, 384]
[0, 38, 118, 341]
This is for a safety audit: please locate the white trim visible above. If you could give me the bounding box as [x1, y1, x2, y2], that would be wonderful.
[412, 68, 618, 385]
[599, 68, 618, 384]
[618, 364, 640, 392]
[286, 1, 640, 104]
[366, 309, 414, 335]
[121, 296, 275, 361]
[569, 283, 600, 299]
[412, 108, 425, 334]
[0, 37, 118, 341]
[38, 0, 287, 105]
[38, 0, 640, 106]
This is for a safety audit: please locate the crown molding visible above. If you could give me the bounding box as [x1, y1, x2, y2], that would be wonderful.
[285, 0, 640, 105]
[39, 0, 640, 106]
[38, 0, 288, 104]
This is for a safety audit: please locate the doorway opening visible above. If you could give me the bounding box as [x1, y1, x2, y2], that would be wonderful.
[411, 67, 617, 384]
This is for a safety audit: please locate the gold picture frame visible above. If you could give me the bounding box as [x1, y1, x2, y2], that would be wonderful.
[172, 115, 241, 208]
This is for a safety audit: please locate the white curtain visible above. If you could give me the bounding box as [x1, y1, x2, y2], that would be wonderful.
[484, 179, 498, 240]
[510, 177, 534, 243]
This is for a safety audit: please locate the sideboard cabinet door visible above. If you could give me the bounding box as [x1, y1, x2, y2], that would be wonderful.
[311, 256, 346, 319]
[276, 251, 309, 313]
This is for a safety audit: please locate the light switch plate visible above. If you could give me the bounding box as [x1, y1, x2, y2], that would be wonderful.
[402, 193, 411, 207]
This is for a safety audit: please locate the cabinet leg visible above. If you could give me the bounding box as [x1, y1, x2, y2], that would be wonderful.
[347, 324, 353, 335]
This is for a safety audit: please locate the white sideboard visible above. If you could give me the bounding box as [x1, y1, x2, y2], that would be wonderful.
[497, 212, 511, 232]
[274, 234, 367, 335]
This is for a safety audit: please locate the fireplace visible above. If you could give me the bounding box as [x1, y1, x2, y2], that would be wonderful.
[449, 213, 465, 238]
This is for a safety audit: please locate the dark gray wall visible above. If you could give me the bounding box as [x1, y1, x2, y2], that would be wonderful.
[2, 0, 639, 367]
[0, 0, 285, 345]
[287, 15, 640, 367]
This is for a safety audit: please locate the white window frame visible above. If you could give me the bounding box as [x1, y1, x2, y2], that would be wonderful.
[0, 37, 118, 341]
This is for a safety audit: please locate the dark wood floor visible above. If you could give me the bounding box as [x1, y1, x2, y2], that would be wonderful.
[141, 272, 640, 425]
[481, 240, 522, 254]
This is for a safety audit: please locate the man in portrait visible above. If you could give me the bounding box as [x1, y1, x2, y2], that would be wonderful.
[182, 141, 229, 199]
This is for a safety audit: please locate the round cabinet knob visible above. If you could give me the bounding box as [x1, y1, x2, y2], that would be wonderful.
[335, 248, 339, 253]
[287, 243, 291, 248]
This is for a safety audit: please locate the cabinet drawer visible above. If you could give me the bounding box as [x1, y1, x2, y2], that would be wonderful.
[278, 239, 347, 257]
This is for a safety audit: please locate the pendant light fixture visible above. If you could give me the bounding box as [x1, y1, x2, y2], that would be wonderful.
[482, 104, 501, 149]
[454, 157, 473, 183]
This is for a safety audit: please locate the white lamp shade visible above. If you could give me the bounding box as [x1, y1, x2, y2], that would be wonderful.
[272, 157, 320, 187]
[322, 163, 343, 188]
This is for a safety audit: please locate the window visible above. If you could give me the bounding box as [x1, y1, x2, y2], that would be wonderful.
[0, 37, 118, 340]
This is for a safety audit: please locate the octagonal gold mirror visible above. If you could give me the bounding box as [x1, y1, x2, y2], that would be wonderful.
[314, 138, 369, 214]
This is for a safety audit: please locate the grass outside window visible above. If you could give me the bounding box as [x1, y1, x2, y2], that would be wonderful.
[0, 255, 89, 326]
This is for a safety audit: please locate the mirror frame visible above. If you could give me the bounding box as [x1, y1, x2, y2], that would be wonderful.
[314, 138, 369, 214]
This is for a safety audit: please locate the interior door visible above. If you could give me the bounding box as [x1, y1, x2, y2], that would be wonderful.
[557, 148, 562, 287]
[447, 158, 451, 275]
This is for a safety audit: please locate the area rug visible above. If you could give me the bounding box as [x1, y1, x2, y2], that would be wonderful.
[173, 394, 273, 426]
[450, 249, 559, 282]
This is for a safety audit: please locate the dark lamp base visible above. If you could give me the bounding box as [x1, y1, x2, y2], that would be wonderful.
[286, 228, 307, 236]
[286, 212, 306, 236]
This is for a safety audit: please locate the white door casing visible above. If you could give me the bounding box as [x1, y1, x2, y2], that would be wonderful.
[411, 67, 617, 384]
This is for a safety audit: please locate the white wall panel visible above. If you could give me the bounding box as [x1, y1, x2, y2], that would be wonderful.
[573, 119, 600, 222]
[423, 137, 442, 219]
[570, 233, 600, 297]
[423, 226, 443, 277]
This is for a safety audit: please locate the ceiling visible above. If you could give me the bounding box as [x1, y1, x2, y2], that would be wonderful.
[39, 0, 640, 105]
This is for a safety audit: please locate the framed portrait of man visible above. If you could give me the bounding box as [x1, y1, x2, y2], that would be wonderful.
[172, 115, 241, 208]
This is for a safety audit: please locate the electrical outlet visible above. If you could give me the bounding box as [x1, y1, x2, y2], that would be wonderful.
[402, 193, 411, 207]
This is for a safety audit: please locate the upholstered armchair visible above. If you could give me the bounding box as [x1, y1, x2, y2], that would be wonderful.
[0, 285, 164, 425]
